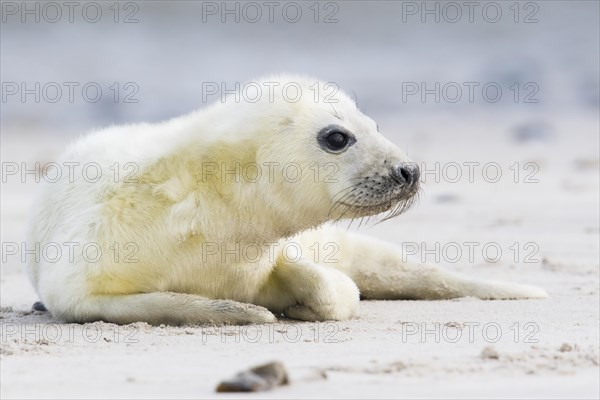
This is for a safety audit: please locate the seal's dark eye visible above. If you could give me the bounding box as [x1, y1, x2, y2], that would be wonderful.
[317, 125, 356, 154]
[325, 131, 348, 151]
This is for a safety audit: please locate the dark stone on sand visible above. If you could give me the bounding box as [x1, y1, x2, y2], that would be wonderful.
[32, 301, 47, 312]
[216, 361, 289, 392]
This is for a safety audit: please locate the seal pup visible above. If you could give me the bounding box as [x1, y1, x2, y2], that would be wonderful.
[26, 75, 547, 325]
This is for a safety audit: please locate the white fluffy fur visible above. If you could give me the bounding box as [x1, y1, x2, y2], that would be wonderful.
[26, 75, 547, 325]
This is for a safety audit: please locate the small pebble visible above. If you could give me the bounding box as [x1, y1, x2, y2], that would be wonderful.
[480, 346, 499, 359]
[32, 302, 47, 312]
[559, 343, 573, 352]
[216, 361, 289, 392]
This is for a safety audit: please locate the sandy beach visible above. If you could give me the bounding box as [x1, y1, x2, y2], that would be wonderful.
[2, 114, 598, 398]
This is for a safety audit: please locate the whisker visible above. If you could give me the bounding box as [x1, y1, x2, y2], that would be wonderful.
[328, 187, 362, 217]
[330, 175, 421, 228]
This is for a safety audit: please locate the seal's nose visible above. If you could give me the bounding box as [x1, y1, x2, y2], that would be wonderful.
[391, 162, 420, 188]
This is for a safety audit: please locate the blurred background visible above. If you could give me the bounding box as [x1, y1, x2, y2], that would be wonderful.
[1, 1, 598, 131]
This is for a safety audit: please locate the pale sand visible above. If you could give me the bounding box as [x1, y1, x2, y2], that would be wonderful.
[1, 115, 598, 398]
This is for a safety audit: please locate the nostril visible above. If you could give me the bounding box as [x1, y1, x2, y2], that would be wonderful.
[392, 163, 420, 186]
[399, 167, 411, 184]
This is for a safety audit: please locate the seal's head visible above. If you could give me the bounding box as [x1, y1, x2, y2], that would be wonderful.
[243, 75, 420, 228]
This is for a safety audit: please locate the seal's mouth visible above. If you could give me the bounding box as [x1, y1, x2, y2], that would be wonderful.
[328, 179, 421, 223]
[338, 193, 418, 220]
